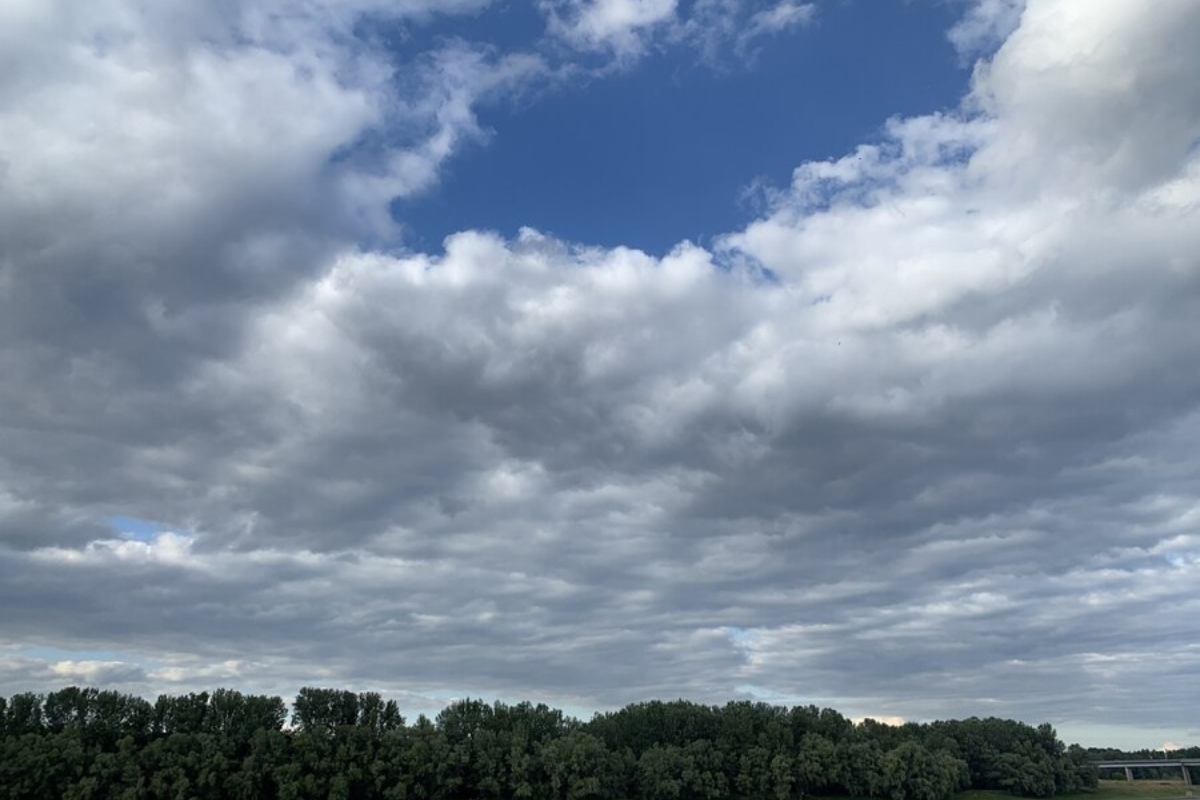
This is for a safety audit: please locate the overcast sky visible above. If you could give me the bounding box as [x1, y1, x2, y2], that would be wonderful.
[2, 0, 1199, 750]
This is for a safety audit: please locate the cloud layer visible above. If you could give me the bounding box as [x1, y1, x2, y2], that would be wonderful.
[2, 0, 1199, 748]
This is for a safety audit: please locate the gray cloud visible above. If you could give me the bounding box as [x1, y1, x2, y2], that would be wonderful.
[1, 0, 1199, 750]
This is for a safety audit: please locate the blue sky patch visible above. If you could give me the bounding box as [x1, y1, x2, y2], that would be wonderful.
[108, 516, 164, 542]
[391, 0, 970, 254]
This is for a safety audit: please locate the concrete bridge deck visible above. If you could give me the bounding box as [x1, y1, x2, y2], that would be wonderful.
[1093, 760, 1200, 785]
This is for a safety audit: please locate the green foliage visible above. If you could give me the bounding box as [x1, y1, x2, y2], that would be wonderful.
[636, 742, 726, 800]
[541, 731, 627, 800]
[838, 738, 886, 798]
[0, 686, 1098, 800]
[877, 741, 970, 800]
[797, 732, 839, 794]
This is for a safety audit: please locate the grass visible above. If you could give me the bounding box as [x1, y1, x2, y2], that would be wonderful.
[955, 780, 1198, 800]
[807, 780, 1197, 800]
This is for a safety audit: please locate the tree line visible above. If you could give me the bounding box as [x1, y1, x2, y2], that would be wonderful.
[0, 687, 1098, 800]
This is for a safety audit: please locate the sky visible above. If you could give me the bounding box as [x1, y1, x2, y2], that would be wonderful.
[1, 0, 1198, 751]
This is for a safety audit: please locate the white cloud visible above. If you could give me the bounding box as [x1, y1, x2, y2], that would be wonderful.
[49, 660, 147, 686]
[947, 0, 1025, 58]
[739, 1, 816, 49]
[0, 0, 545, 301]
[541, 0, 816, 63]
[543, 0, 679, 57]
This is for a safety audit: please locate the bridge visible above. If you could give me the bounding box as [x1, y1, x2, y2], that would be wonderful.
[1094, 760, 1200, 785]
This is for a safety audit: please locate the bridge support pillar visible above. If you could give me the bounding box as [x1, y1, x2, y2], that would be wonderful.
[1125, 768, 1134, 782]
[1182, 765, 1192, 786]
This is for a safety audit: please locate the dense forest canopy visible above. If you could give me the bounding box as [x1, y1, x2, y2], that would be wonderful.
[0, 687, 1103, 800]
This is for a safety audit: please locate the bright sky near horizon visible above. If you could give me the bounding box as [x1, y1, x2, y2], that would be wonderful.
[1, 0, 1199, 750]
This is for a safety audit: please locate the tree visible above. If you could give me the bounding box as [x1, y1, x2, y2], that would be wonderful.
[796, 732, 839, 795]
[0, 687, 1092, 800]
[837, 738, 884, 798]
[540, 731, 622, 800]
[770, 752, 795, 800]
[292, 688, 360, 735]
[878, 741, 968, 800]
[5, 693, 44, 736]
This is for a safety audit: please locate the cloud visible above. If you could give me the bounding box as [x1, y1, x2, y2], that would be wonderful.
[49, 660, 148, 686]
[0, 0, 546, 337]
[540, 0, 816, 64]
[543, 0, 679, 58]
[1, 0, 1199, 748]
[947, 0, 1025, 59]
[737, 2, 817, 54]
[0, 0, 548, 545]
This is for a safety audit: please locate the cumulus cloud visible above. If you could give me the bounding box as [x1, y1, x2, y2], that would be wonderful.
[0, 0, 547, 543]
[1, 0, 1199, 747]
[0, 0, 545, 346]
